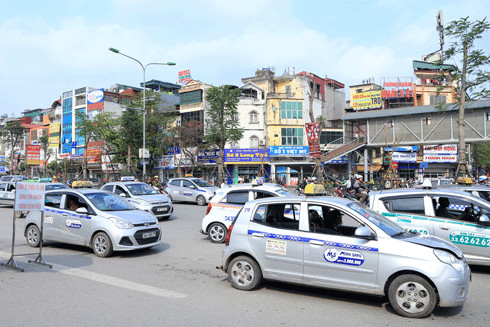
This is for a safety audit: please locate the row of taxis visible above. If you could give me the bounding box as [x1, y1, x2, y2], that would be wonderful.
[204, 179, 476, 318]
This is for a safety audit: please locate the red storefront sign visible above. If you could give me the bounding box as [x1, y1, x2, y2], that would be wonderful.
[26, 145, 41, 165]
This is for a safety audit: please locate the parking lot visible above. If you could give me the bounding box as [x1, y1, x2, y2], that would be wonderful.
[1, 203, 490, 326]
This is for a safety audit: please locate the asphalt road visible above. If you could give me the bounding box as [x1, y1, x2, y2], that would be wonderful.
[1, 204, 489, 327]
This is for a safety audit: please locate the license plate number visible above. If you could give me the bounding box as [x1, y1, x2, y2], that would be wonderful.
[157, 207, 168, 212]
[142, 231, 157, 239]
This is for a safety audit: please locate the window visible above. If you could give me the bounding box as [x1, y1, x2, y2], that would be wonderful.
[307, 204, 362, 236]
[115, 186, 126, 196]
[225, 191, 249, 205]
[250, 136, 259, 148]
[424, 117, 431, 125]
[486, 112, 490, 121]
[170, 180, 181, 186]
[249, 111, 258, 124]
[429, 94, 447, 105]
[383, 197, 425, 215]
[431, 196, 477, 222]
[253, 191, 274, 199]
[45, 194, 63, 208]
[183, 180, 194, 188]
[281, 128, 303, 145]
[64, 194, 89, 212]
[285, 85, 291, 96]
[0, 183, 7, 192]
[280, 101, 303, 119]
[320, 131, 343, 144]
[252, 203, 300, 230]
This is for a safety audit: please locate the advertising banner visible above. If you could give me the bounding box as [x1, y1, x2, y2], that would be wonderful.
[197, 149, 219, 164]
[224, 149, 269, 164]
[326, 155, 348, 164]
[269, 146, 309, 156]
[14, 182, 45, 211]
[26, 145, 41, 165]
[178, 70, 192, 84]
[384, 146, 418, 152]
[87, 89, 104, 104]
[392, 152, 417, 163]
[381, 78, 414, 98]
[423, 144, 457, 155]
[352, 91, 382, 110]
[305, 122, 321, 158]
[423, 155, 458, 163]
[86, 148, 101, 163]
[155, 155, 175, 169]
[49, 122, 61, 148]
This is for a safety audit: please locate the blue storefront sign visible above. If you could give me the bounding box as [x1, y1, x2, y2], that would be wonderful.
[269, 146, 309, 156]
[326, 155, 348, 164]
[384, 146, 418, 152]
[224, 148, 269, 164]
[197, 149, 219, 164]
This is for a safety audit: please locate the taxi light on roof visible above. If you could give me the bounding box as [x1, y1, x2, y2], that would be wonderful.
[121, 176, 135, 181]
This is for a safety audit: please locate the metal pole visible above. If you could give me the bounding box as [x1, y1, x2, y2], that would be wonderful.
[143, 66, 146, 182]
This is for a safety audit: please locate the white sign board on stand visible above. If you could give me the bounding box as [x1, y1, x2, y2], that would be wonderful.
[15, 182, 45, 211]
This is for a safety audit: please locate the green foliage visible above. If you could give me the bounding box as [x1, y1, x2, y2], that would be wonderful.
[472, 143, 490, 170]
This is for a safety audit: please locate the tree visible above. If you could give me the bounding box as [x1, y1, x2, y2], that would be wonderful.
[472, 143, 490, 172]
[39, 129, 52, 177]
[171, 120, 205, 175]
[90, 112, 120, 182]
[204, 86, 243, 184]
[76, 111, 101, 180]
[1, 120, 26, 174]
[441, 17, 490, 177]
[119, 109, 143, 176]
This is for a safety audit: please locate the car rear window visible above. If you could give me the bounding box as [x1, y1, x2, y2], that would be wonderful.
[225, 191, 249, 205]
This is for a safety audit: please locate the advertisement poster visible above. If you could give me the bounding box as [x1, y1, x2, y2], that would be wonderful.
[86, 148, 101, 163]
[305, 122, 321, 158]
[26, 145, 41, 165]
[352, 90, 383, 110]
[15, 182, 45, 211]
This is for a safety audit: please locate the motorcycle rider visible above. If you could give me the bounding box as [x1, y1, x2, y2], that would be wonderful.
[353, 174, 367, 204]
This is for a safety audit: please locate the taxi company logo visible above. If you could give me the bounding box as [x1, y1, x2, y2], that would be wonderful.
[324, 248, 365, 266]
[65, 219, 82, 229]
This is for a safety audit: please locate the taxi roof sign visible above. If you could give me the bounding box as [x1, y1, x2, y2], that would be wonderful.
[121, 176, 136, 181]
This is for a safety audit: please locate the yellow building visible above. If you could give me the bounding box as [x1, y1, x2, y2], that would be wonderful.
[413, 60, 457, 106]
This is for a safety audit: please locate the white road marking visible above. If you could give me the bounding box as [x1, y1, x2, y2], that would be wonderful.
[0, 251, 187, 299]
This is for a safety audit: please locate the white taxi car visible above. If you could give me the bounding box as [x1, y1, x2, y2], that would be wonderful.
[200, 183, 294, 243]
[221, 196, 470, 318]
[101, 177, 173, 220]
[370, 188, 490, 266]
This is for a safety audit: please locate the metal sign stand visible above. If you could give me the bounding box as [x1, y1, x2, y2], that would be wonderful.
[1, 182, 52, 272]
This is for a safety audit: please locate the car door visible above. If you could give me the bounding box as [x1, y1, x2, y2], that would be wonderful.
[4, 182, 16, 206]
[182, 180, 197, 201]
[58, 193, 93, 245]
[303, 203, 379, 292]
[219, 190, 250, 224]
[430, 195, 490, 263]
[43, 192, 64, 240]
[0, 182, 7, 204]
[378, 195, 434, 235]
[248, 201, 305, 283]
[168, 179, 183, 201]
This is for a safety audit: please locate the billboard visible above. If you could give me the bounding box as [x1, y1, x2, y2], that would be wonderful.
[305, 122, 321, 158]
[352, 91, 382, 110]
[26, 145, 41, 165]
[49, 122, 60, 148]
[86, 148, 101, 163]
[381, 78, 414, 98]
[224, 149, 269, 164]
[87, 89, 104, 104]
[178, 70, 192, 84]
[423, 144, 457, 155]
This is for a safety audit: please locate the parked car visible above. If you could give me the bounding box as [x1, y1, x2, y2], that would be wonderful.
[24, 189, 161, 257]
[201, 183, 294, 243]
[0, 175, 28, 182]
[369, 188, 490, 265]
[436, 184, 490, 202]
[220, 196, 470, 318]
[0, 181, 16, 206]
[101, 179, 173, 220]
[165, 178, 218, 206]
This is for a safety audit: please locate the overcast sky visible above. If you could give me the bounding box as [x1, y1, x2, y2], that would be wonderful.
[1, 0, 489, 116]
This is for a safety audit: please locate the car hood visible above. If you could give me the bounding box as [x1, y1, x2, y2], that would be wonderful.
[105, 209, 156, 224]
[403, 234, 464, 259]
[198, 186, 219, 193]
[132, 194, 170, 203]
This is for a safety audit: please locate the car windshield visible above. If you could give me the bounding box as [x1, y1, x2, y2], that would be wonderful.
[347, 202, 405, 237]
[192, 179, 212, 187]
[126, 183, 157, 195]
[45, 184, 68, 191]
[85, 192, 135, 211]
[477, 190, 490, 202]
[275, 188, 295, 197]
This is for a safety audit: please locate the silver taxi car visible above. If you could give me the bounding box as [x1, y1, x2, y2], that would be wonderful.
[102, 179, 173, 220]
[165, 178, 218, 206]
[24, 189, 161, 257]
[370, 188, 490, 266]
[221, 196, 470, 318]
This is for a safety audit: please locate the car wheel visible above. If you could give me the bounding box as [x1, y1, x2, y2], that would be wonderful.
[208, 223, 227, 243]
[388, 274, 437, 318]
[92, 232, 113, 258]
[196, 195, 206, 206]
[26, 225, 41, 247]
[228, 256, 262, 291]
[15, 211, 24, 218]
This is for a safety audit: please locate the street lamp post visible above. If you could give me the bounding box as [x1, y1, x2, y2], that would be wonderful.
[109, 47, 175, 182]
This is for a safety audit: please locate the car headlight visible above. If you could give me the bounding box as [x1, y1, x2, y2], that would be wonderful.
[109, 217, 134, 229]
[434, 249, 464, 271]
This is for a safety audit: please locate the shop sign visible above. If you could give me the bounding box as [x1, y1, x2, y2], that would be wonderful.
[178, 69, 192, 84]
[326, 155, 348, 164]
[423, 155, 458, 163]
[26, 145, 41, 165]
[197, 149, 219, 164]
[269, 146, 309, 156]
[87, 89, 104, 104]
[398, 163, 419, 170]
[381, 78, 414, 98]
[384, 146, 418, 152]
[423, 144, 457, 155]
[352, 90, 382, 110]
[224, 148, 269, 164]
[86, 148, 101, 163]
[392, 152, 417, 163]
[155, 155, 175, 169]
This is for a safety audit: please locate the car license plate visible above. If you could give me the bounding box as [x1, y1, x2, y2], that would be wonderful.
[142, 231, 157, 239]
[157, 207, 168, 212]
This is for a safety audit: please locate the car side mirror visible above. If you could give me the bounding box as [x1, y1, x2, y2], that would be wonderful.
[188, 185, 196, 189]
[354, 226, 376, 240]
[479, 214, 490, 226]
[76, 207, 88, 215]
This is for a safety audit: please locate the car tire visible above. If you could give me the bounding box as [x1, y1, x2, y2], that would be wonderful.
[208, 223, 227, 243]
[388, 274, 437, 318]
[92, 232, 113, 258]
[26, 224, 41, 247]
[196, 195, 206, 206]
[228, 256, 262, 291]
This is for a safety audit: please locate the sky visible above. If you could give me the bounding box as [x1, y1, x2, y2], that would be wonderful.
[1, 0, 489, 117]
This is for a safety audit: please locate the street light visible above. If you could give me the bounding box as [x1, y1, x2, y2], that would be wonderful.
[109, 47, 175, 182]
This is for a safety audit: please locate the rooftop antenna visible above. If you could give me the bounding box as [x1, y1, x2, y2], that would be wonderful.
[437, 10, 444, 63]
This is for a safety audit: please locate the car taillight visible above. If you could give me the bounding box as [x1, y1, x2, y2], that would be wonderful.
[224, 224, 234, 246]
[205, 203, 212, 215]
